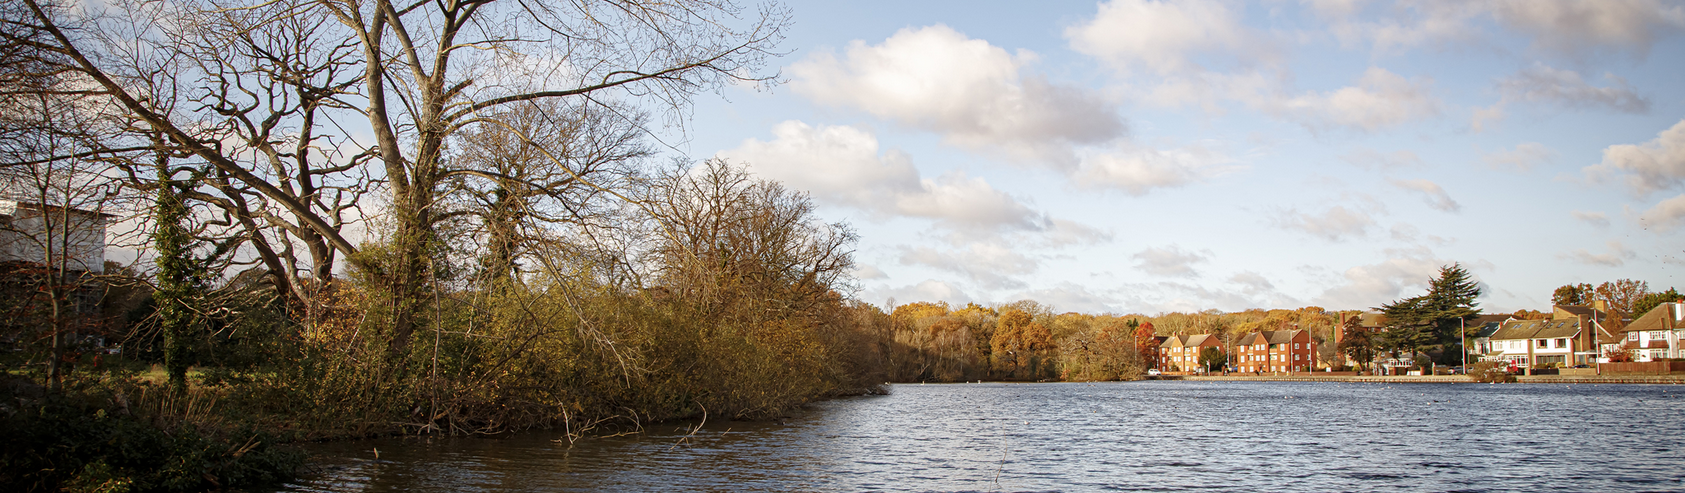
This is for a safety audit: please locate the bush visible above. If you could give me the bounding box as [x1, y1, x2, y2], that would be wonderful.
[0, 379, 304, 492]
[1469, 362, 1514, 383]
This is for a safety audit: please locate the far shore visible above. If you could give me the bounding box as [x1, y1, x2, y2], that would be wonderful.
[1148, 374, 1685, 384]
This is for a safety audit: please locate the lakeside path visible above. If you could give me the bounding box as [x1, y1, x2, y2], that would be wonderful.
[1151, 375, 1685, 384]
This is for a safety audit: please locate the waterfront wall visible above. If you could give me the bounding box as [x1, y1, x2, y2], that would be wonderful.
[1600, 361, 1685, 375]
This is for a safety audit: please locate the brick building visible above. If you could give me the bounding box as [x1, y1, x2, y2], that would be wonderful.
[1158, 333, 1223, 372]
[1233, 329, 1314, 373]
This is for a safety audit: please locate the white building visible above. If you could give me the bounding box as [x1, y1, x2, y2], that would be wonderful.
[1487, 319, 1583, 370]
[0, 200, 109, 273]
[1619, 302, 1685, 362]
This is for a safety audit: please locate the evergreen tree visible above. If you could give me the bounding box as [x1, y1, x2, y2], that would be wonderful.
[1424, 263, 1482, 345]
[1632, 288, 1682, 319]
[1378, 263, 1481, 364]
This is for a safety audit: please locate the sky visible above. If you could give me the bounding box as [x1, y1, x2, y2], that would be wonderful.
[670, 0, 1685, 316]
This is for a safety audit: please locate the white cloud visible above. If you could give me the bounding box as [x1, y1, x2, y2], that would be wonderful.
[1132, 245, 1210, 278]
[1006, 283, 1121, 314]
[852, 264, 888, 280]
[717, 121, 916, 207]
[1340, 148, 1422, 169]
[1389, 179, 1461, 212]
[1584, 119, 1685, 197]
[1571, 210, 1610, 228]
[719, 121, 1050, 235]
[1113, 279, 1299, 313]
[1273, 205, 1377, 241]
[1229, 271, 1276, 293]
[1484, 142, 1557, 171]
[1319, 1, 1685, 59]
[1390, 223, 1421, 242]
[870, 280, 976, 308]
[1496, 64, 1650, 113]
[1312, 247, 1448, 310]
[790, 25, 1124, 167]
[1267, 67, 1439, 132]
[1560, 240, 1637, 267]
[1064, 0, 1273, 75]
[1475, 64, 1650, 130]
[895, 173, 1052, 234]
[898, 243, 1039, 290]
[1041, 219, 1114, 247]
[1073, 141, 1239, 195]
[1489, 0, 1685, 59]
[1638, 194, 1685, 232]
[1323, 2, 1488, 53]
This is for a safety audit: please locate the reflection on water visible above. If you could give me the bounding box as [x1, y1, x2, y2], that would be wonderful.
[280, 381, 1685, 492]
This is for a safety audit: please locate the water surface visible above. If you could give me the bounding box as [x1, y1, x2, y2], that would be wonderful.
[283, 381, 1685, 491]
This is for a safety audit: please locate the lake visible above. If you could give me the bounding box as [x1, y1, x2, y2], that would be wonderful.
[279, 381, 1685, 491]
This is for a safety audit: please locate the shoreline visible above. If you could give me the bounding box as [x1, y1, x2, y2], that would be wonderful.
[1148, 374, 1685, 384]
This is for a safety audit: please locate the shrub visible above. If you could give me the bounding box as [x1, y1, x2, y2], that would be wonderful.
[1469, 362, 1514, 383]
[0, 379, 304, 492]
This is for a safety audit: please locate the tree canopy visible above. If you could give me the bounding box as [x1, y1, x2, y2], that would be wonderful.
[1378, 263, 1481, 358]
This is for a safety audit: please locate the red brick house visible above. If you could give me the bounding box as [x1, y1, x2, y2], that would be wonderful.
[1233, 329, 1314, 373]
[1158, 333, 1223, 372]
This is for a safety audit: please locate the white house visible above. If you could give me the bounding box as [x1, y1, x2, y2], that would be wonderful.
[0, 200, 109, 273]
[1487, 318, 1583, 370]
[1619, 302, 1684, 362]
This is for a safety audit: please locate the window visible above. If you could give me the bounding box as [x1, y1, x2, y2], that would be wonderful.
[1537, 339, 1547, 348]
[1651, 331, 1665, 340]
[1629, 332, 1639, 341]
[1556, 338, 1567, 348]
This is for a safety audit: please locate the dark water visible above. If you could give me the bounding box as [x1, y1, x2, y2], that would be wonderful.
[280, 381, 1685, 492]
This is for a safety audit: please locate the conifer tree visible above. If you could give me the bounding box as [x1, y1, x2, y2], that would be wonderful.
[1379, 263, 1481, 364]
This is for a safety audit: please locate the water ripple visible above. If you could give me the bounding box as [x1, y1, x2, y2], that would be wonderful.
[281, 381, 1685, 492]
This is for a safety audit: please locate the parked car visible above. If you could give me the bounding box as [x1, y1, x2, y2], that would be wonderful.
[1146, 368, 1161, 376]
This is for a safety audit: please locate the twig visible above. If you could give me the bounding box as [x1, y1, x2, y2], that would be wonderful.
[667, 402, 706, 452]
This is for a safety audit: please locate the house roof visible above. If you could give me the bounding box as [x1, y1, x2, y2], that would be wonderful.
[1159, 335, 1184, 349]
[1623, 302, 1682, 333]
[1470, 314, 1515, 326]
[1554, 305, 1608, 321]
[1357, 312, 1387, 327]
[1490, 319, 1581, 341]
[1233, 329, 1307, 346]
[1472, 321, 1503, 339]
[1265, 329, 1303, 344]
[1185, 333, 1222, 347]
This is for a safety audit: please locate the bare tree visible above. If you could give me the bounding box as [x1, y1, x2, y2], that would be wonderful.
[448, 99, 650, 292]
[0, 21, 122, 387]
[20, 0, 789, 359]
[643, 159, 856, 326]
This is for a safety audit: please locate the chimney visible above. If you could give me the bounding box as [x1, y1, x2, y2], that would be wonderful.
[1593, 299, 1608, 312]
[1334, 313, 1344, 346]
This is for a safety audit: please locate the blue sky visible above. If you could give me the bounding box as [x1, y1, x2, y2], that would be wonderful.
[669, 0, 1685, 315]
